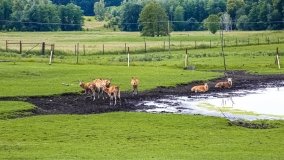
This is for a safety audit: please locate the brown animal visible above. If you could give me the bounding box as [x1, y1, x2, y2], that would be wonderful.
[215, 78, 232, 89]
[191, 83, 209, 93]
[92, 78, 111, 100]
[79, 81, 94, 95]
[104, 85, 121, 105]
[131, 77, 139, 95]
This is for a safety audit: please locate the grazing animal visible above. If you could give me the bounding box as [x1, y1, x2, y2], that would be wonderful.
[131, 77, 139, 95]
[79, 81, 94, 95]
[104, 85, 121, 105]
[191, 83, 209, 93]
[215, 78, 233, 89]
[92, 78, 111, 100]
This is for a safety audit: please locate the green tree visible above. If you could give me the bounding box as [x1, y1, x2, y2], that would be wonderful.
[204, 14, 219, 34]
[60, 3, 84, 31]
[27, 3, 61, 31]
[120, 1, 142, 31]
[94, 0, 105, 21]
[257, 0, 269, 30]
[206, 0, 226, 15]
[236, 15, 249, 30]
[182, 0, 195, 21]
[139, 1, 169, 37]
[173, 5, 185, 31]
[0, 0, 12, 30]
[247, 3, 260, 30]
[185, 17, 200, 31]
[268, 9, 282, 29]
[226, 0, 244, 21]
[194, 0, 208, 22]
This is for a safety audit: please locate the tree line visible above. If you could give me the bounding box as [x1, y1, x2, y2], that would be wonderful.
[101, 0, 284, 34]
[0, 0, 83, 31]
[51, 0, 124, 16]
[0, 0, 283, 33]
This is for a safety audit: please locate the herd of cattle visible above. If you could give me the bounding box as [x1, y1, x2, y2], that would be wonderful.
[79, 77, 139, 105]
[79, 77, 232, 105]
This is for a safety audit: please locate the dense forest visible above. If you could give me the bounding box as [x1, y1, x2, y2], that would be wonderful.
[0, 0, 283, 32]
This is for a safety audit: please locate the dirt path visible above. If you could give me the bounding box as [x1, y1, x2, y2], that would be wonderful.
[2, 71, 284, 116]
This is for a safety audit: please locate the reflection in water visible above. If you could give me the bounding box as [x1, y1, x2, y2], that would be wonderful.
[139, 85, 284, 121]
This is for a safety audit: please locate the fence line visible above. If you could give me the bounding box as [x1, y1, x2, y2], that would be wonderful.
[2, 37, 284, 55]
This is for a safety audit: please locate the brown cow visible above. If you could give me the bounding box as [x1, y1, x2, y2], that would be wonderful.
[92, 78, 111, 100]
[131, 77, 139, 95]
[79, 81, 94, 95]
[191, 83, 209, 93]
[104, 85, 121, 105]
[215, 78, 233, 89]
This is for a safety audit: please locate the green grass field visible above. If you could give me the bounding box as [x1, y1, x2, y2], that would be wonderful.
[0, 30, 284, 159]
[1, 109, 283, 159]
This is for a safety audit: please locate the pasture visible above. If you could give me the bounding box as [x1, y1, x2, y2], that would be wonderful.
[0, 30, 284, 159]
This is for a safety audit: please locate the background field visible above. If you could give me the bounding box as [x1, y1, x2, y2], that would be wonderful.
[1, 30, 284, 55]
[0, 30, 284, 159]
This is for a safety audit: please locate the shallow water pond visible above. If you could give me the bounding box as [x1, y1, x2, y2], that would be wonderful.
[139, 82, 284, 121]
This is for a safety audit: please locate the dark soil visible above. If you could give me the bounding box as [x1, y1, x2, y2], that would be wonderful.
[1, 71, 284, 116]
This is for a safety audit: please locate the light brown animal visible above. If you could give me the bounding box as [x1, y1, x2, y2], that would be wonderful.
[92, 78, 111, 100]
[215, 78, 232, 89]
[131, 77, 139, 95]
[79, 81, 94, 95]
[104, 85, 121, 105]
[191, 83, 209, 93]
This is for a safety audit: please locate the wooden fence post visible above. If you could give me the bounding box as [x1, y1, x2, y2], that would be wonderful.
[41, 42, 45, 55]
[185, 48, 189, 68]
[144, 41, 147, 53]
[163, 41, 166, 51]
[77, 43, 79, 55]
[76, 43, 79, 64]
[75, 44, 77, 56]
[19, 41, 22, 54]
[83, 45, 86, 56]
[103, 44, 105, 54]
[6, 40, 8, 52]
[127, 47, 130, 67]
[49, 44, 54, 65]
[125, 43, 127, 54]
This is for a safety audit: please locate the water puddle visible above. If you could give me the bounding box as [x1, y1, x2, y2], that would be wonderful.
[138, 82, 284, 121]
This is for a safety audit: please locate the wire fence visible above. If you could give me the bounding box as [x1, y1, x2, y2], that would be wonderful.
[1, 36, 284, 56]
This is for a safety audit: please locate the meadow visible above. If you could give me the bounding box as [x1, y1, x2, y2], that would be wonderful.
[0, 30, 284, 159]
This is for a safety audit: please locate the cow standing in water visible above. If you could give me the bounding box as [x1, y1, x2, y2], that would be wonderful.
[215, 78, 233, 89]
[131, 77, 139, 95]
[191, 83, 209, 93]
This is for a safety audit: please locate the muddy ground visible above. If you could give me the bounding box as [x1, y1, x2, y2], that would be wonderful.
[2, 71, 284, 116]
